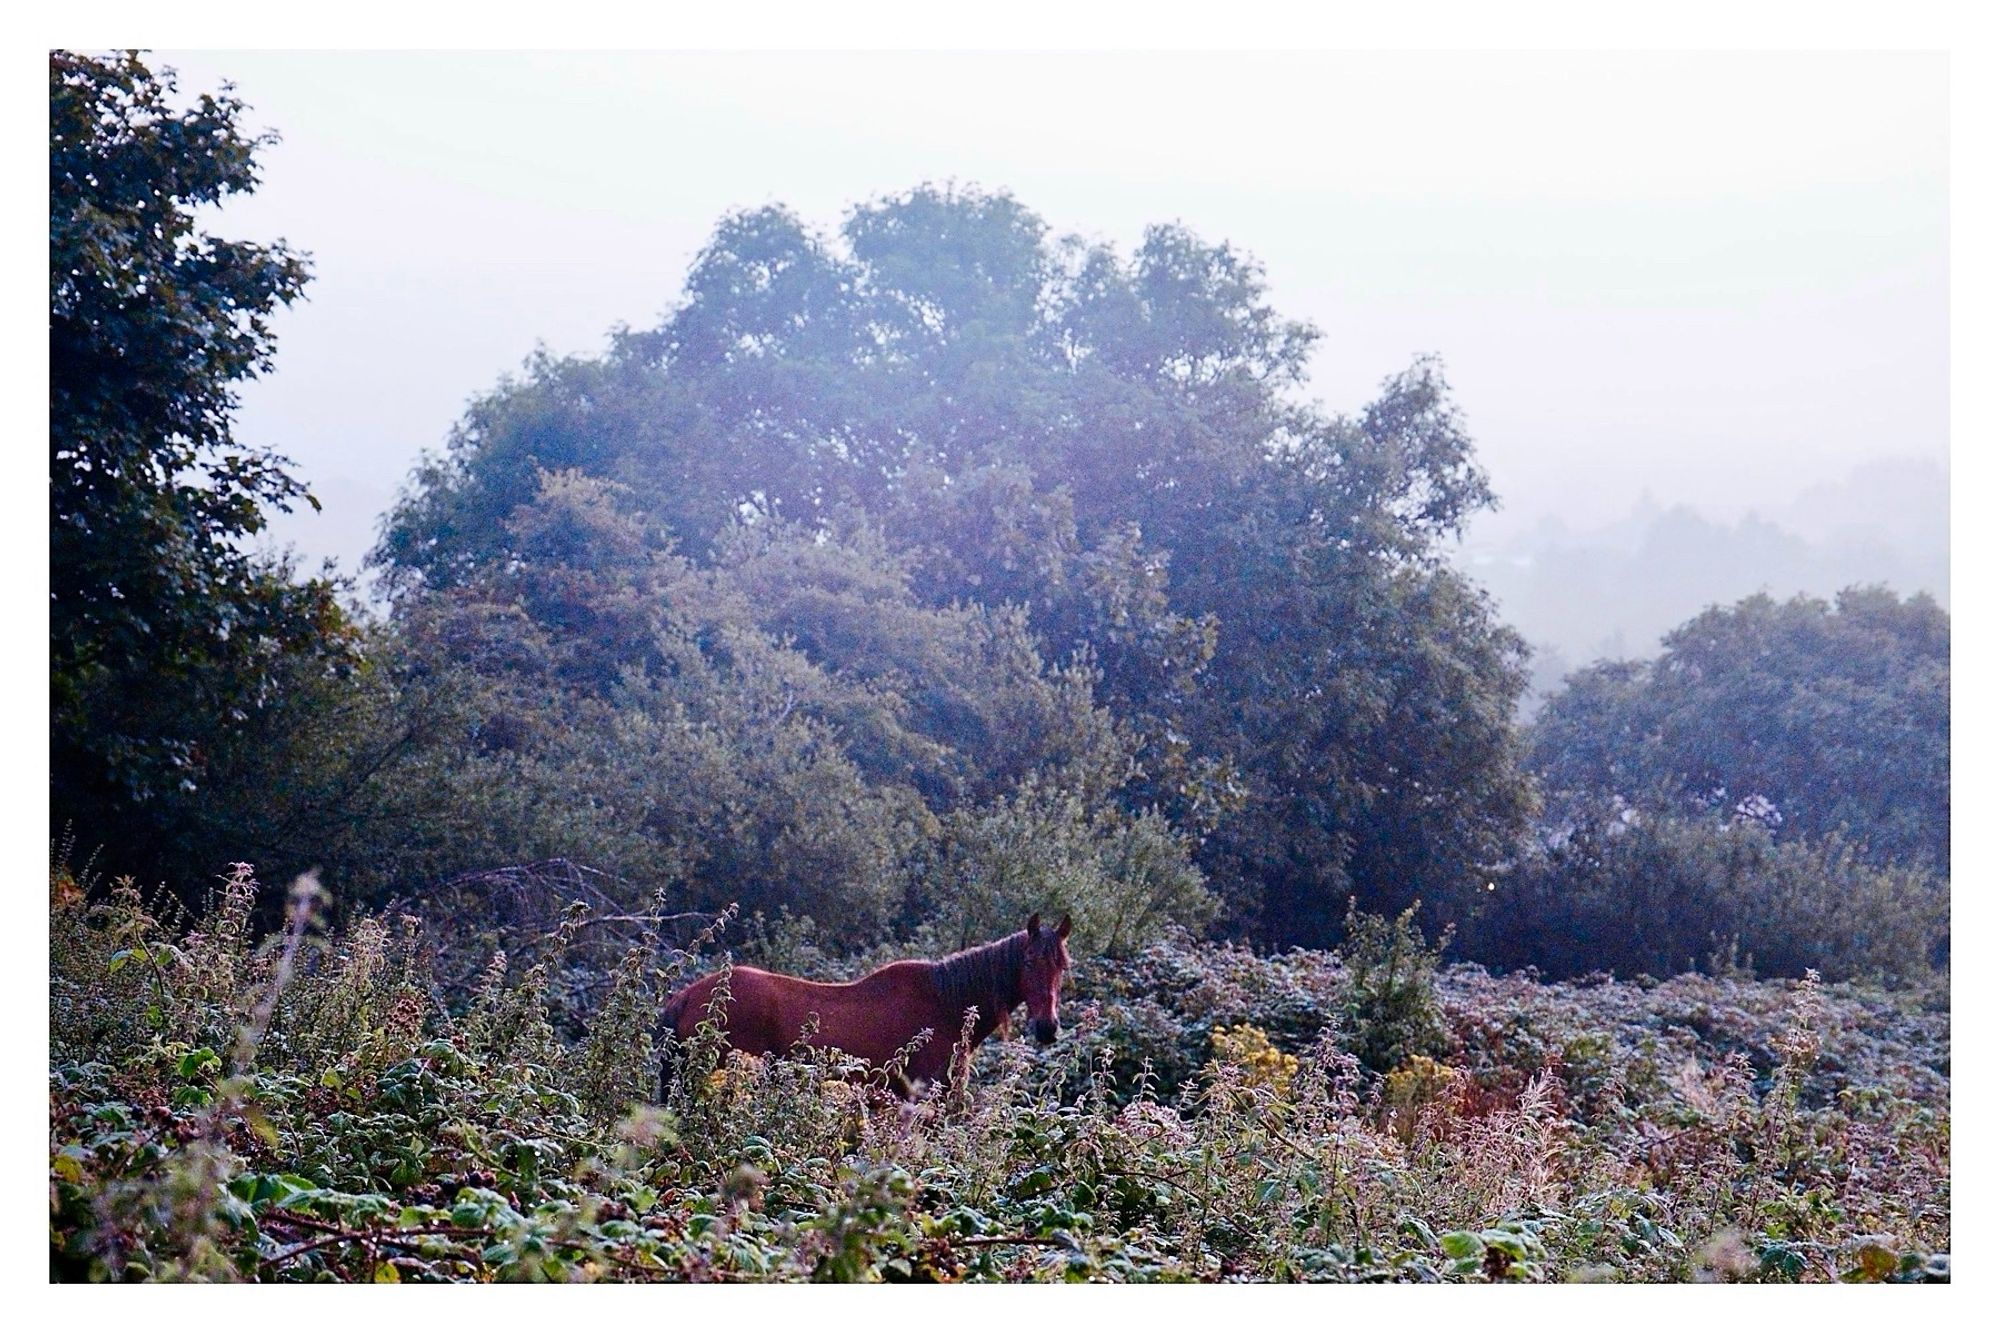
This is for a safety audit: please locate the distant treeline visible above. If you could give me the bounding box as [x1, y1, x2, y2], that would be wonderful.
[1470, 461, 1949, 699]
[50, 52, 1948, 980]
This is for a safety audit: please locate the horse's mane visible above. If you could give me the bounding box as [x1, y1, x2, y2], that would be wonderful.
[928, 930, 1027, 1020]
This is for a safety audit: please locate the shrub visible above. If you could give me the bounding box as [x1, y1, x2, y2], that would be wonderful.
[1337, 901, 1454, 1075]
[1462, 808, 1947, 984]
[1383, 1054, 1456, 1145]
[925, 781, 1216, 957]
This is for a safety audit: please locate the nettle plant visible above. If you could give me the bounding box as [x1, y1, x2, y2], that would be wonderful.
[50, 861, 1947, 1283]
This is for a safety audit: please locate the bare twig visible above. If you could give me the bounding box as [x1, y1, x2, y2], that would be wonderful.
[261, 1222, 492, 1270]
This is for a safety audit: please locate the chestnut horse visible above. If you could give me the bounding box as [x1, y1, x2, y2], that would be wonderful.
[661, 913, 1072, 1095]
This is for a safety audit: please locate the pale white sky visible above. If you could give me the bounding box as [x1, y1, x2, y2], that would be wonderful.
[155, 50, 1949, 576]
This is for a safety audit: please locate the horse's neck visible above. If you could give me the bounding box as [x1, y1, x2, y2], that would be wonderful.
[931, 935, 1024, 1034]
[975, 966, 1023, 1027]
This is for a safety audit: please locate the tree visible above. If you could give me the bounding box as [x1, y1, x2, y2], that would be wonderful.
[1530, 587, 1949, 874]
[50, 51, 353, 876]
[352, 469, 1196, 946]
[377, 186, 1533, 944]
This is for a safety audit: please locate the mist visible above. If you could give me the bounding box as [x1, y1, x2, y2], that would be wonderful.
[50, 48, 1955, 1278]
[155, 49, 1947, 668]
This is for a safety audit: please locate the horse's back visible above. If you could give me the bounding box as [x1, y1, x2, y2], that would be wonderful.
[661, 967, 780, 1045]
[660, 969, 719, 1038]
[662, 962, 939, 1065]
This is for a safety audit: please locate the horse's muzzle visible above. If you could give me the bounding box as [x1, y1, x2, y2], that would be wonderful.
[1031, 1018, 1059, 1046]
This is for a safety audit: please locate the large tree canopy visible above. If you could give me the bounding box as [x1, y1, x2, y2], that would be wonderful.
[378, 187, 1533, 943]
[50, 51, 352, 874]
[340, 468, 1213, 951]
[1530, 586, 1949, 875]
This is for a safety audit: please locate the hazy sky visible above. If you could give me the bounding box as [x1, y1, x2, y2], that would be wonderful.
[155, 50, 1949, 576]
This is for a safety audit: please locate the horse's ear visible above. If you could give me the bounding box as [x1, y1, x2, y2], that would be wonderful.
[1056, 914, 1072, 941]
[1026, 912, 1041, 939]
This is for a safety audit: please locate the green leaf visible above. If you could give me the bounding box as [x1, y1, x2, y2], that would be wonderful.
[1440, 1231, 1483, 1260]
[177, 1048, 220, 1080]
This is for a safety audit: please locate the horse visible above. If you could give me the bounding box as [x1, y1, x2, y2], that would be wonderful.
[660, 913, 1072, 1097]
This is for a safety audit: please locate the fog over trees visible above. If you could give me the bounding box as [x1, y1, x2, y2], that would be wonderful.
[51, 52, 1947, 981]
[1464, 456, 1949, 707]
[48, 52, 1954, 1286]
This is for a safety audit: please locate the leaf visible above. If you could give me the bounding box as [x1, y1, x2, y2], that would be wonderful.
[1845, 1243, 1898, 1283]
[1759, 1244, 1806, 1279]
[243, 1106, 280, 1147]
[177, 1048, 220, 1079]
[275, 1175, 322, 1206]
[372, 1260, 401, 1283]
[1440, 1230, 1483, 1260]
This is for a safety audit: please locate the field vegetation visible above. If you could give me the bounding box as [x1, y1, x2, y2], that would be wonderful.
[48, 52, 1949, 1283]
[50, 862, 1947, 1282]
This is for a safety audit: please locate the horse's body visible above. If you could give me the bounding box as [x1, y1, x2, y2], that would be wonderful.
[661, 915, 1071, 1094]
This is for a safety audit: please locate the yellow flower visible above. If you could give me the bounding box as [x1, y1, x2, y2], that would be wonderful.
[1383, 1053, 1457, 1144]
[1208, 1023, 1298, 1096]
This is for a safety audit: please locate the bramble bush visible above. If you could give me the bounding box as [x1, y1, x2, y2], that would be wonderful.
[50, 861, 1948, 1282]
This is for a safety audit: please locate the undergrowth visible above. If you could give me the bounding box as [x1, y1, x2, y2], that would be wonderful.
[49, 863, 1949, 1283]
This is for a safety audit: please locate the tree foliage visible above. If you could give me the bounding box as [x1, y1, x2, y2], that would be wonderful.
[1464, 800, 1946, 983]
[1529, 587, 1949, 875]
[341, 469, 1193, 945]
[50, 50, 354, 876]
[54, 61, 1942, 971]
[376, 186, 1534, 944]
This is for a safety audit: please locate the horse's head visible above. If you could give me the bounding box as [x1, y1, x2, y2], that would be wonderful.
[1020, 912, 1072, 1045]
